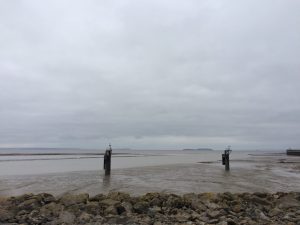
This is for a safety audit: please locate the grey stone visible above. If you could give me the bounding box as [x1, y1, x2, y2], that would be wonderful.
[121, 201, 133, 214]
[59, 193, 89, 206]
[107, 192, 130, 202]
[277, 195, 300, 209]
[133, 201, 150, 214]
[78, 212, 93, 223]
[58, 211, 75, 224]
[18, 198, 40, 210]
[208, 210, 220, 218]
[0, 208, 14, 222]
[100, 199, 120, 206]
[40, 202, 63, 218]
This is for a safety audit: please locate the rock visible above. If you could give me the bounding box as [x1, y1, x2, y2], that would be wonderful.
[232, 205, 242, 213]
[85, 201, 100, 215]
[222, 192, 236, 201]
[205, 202, 221, 210]
[107, 192, 130, 202]
[39, 202, 63, 218]
[217, 221, 228, 225]
[67, 202, 86, 214]
[18, 198, 40, 210]
[90, 193, 106, 202]
[0, 196, 8, 205]
[165, 195, 185, 208]
[198, 193, 217, 202]
[153, 222, 163, 225]
[104, 205, 118, 215]
[183, 193, 198, 202]
[199, 214, 210, 222]
[38, 193, 56, 204]
[58, 211, 76, 224]
[258, 211, 270, 221]
[183, 193, 207, 212]
[150, 197, 163, 207]
[11, 193, 34, 204]
[209, 218, 220, 224]
[277, 195, 300, 209]
[116, 204, 126, 215]
[0, 208, 14, 222]
[27, 209, 47, 224]
[147, 206, 161, 218]
[133, 201, 150, 214]
[121, 201, 133, 214]
[253, 192, 268, 198]
[100, 198, 120, 206]
[174, 211, 191, 222]
[227, 218, 237, 225]
[94, 215, 105, 222]
[207, 210, 220, 218]
[250, 196, 271, 206]
[269, 207, 281, 217]
[59, 193, 89, 206]
[101, 198, 125, 215]
[1, 192, 300, 224]
[78, 212, 93, 223]
[150, 206, 162, 213]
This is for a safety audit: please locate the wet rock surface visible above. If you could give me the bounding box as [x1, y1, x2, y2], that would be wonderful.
[0, 192, 299, 224]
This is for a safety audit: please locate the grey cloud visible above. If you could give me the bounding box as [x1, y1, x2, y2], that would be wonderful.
[0, 0, 300, 149]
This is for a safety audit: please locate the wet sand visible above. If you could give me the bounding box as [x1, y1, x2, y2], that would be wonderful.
[0, 154, 299, 197]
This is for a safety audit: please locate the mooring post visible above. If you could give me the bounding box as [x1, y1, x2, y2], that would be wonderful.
[222, 146, 232, 171]
[103, 144, 112, 175]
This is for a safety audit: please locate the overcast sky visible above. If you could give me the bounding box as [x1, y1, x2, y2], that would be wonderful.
[0, 0, 300, 150]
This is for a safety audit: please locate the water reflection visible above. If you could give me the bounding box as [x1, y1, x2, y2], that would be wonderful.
[102, 174, 111, 190]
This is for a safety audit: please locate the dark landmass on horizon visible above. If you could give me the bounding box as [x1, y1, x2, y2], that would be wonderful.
[183, 148, 213, 151]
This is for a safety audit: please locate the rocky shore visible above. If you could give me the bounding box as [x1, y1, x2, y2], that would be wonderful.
[0, 192, 299, 225]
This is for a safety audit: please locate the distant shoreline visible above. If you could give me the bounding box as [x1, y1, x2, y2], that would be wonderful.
[182, 148, 213, 151]
[0, 153, 129, 156]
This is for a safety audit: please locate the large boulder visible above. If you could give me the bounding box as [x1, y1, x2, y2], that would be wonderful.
[59, 193, 89, 206]
[39, 202, 63, 218]
[0, 208, 14, 222]
[164, 195, 185, 208]
[78, 212, 93, 223]
[100, 198, 120, 206]
[85, 201, 100, 215]
[17, 198, 41, 211]
[89, 193, 106, 202]
[277, 194, 300, 209]
[133, 201, 150, 214]
[37, 193, 56, 204]
[58, 211, 76, 224]
[107, 192, 130, 202]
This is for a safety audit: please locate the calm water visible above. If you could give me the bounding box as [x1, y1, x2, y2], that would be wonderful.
[1, 148, 299, 196]
[0, 148, 282, 176]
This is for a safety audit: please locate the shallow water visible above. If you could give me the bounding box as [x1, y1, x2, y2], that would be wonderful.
[0, 149, 251, 176]
[0, 149, 299, 196]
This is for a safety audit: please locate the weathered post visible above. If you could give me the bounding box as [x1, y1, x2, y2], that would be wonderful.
[222, 146, 232, 171]
[103, 144, 112, 175]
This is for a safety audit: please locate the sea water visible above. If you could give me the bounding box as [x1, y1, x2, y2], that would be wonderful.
[0, 148, 258, 176]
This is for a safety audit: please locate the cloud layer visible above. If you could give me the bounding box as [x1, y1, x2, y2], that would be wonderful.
[1, 0, 300, 150]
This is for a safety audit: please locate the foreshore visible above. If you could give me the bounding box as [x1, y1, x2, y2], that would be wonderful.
[0, 192, 299, 225]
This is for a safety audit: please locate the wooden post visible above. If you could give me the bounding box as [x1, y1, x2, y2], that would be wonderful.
[103, 144, 112, 175]
[223, 146, 232, 171]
